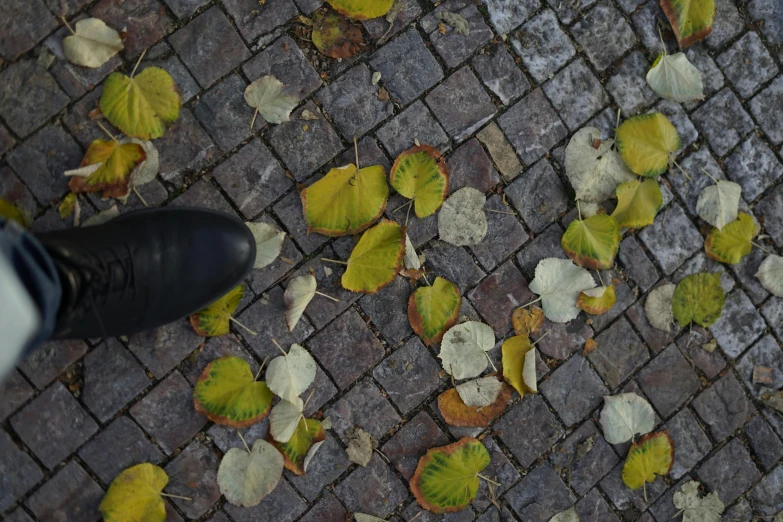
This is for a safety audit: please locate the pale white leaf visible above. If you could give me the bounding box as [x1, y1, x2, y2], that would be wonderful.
[435, 11, 470, 36]
[82, 205, 120, 227]
[321, 416, 332, 430]
[217, 439, 283, 507]
[371, 71, 382, 85]
[456, 377, 503, 407]
[696, 180, 741, 230]
[303, 440, 325, 473]
[63, 18, 123, 68]
[346, 427, 377, 467]
[284, 275, 317, 331]
[672, 481, 724, 522]
[565, 127, 636, 203]
[523, 348, 537, 393]
[266, 343, 316, 404]
[582, 286, 608, 298]
[579, 201, 601, 218]
[245, 76, 299, 125]
[438, 187, 487, 246]
[599, 393, 656, 444]
[125, 138, 159, 187]
[64, 163, 102, 178]
[404, 234, 421, 270]
[246, 222, 285, 269]
[646, 52, 704, 102]
[645, 283, 678, 333]
[439, 321, 495, 379]
[755, 254, 783, 297]
[528, 258, 596, 323]
[269, 398, 304, 443]
[355, 514, 387, 522]
[549, 507, 580, 522]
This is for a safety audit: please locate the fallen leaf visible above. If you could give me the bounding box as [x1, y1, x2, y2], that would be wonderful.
[0, 198, 28, 228]
[345, 426, 377, 467]
[753, 366, 773, 385]
[612, 178, 664, 229]
[438, 187, 488, 246]
[63, 18, 123, 68]
[600, 392, 656, 444]
[456, 376, 505, 407]
[303, 439, 325, 473]
[672, 480, 724, 522]
[218, 439, 284, 507]
[528, 258, 596, 323]
[437, 383, 512, 427]
[583, 338, 598, 356]
[411, 437, 490, 513]
[82, 204, 120, 227]
[189, 285, 245, 337]
[266, 343, 316, 404]
[696, 178, 740, 231]
[435, 11, 470, 36]
[404, 234, 422, 270]
[564, 127, 636, 203]
[68, 138, 147, 199]
[616, 113, 681, 177]
[550, 507, 580, 522]
[244, 76, 299, 126]
[193, 355, 273, 427]
[646, 51, 704, 102]
[390, 144, 449, 218]
[408, 276, 461, 346]
[755, 254, 783, 297]
[58, 193, 78, 219]
[672, 272, 725, 328]
[326, 0, 394, 20]
[100, 67, 181, 140]
[761, 388, 783, 414]
[645, 283, 678, 332]
[128, 138, 160, 189]
[501, 335, 537, 397]
[269, 398, 304, 443]
[311, 11, 364, 59]
[247, 222, 285, 269]
[661, 0, 715, 48]
[284, 274, 317, 331]
[702, 339, 717, 353]
[622, 431, 674, 489]
[354, 514, 386, 522]
[704, 212, 757, 265]
[339, 219, 405, 293]
[561, 214, 621, 270]
[439, 321, 495, 379]
[512, 306, 545, 336]
[577, 285, 617, 315]
[268, 418, 325, 475]
[302, 163, 389, 237]
[99, 464, 169, 522]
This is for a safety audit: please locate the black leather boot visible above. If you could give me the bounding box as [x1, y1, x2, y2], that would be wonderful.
[36, 207, 256, 339]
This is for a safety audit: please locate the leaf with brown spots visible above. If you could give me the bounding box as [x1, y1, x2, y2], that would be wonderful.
[512, 305, 545, 336]
[312, 11, 364, 59]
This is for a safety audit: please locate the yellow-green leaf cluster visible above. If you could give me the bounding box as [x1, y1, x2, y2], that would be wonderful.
[704, 212, 757, 265]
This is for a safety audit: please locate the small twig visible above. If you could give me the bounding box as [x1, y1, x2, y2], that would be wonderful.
[531, 329, 551, 347]
[61, 16, 76, 35]
[321, 258, 349, 265]
[229, 316, 258, 336]
[132, 186, 149, 207]
[374, 448, 390, 463]
[671, 159, 692, 181]
[272, 338, 288, 356]
[130, 49, 147, 80]
[408, 512, 423, 522]
[477, 474, 502, 487]
[96, 121, 119, 143]
[751, 241, 772, 255]
[160, 493, 192, 501]
[486, 209, 516, 215]
[237, 430, 251, 454]
[314, 291, 340, 302]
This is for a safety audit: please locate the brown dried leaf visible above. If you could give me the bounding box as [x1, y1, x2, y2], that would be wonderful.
[512, 306, 545, 336]
[437, 379, 512, 427]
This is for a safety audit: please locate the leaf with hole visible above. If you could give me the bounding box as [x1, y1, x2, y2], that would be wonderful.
[218, 439, 284, 507]
[244, 76, 299, 126]
[311, 11, 364, 59]
[577, 285, 616, 315]
[672, 272, 725, 328]
[562, 214, 621, 270]
[672, 480, 724, 522]
[326, 0, 394, 19]
[501, 335, 537, 397]
[528, 258, 596, 323]
[265, 343, 316, 405]
[438, 321, 495, 380]
[645, 283, 678, 333]
[646, 52, 704, 102]
[340, 219, 405, 293]
[99, 464, 169, 522]
[408, 276, 461, 346]
[390, 145, 449, 218]
[268, 418, 325, 476]
[269, 398, 305, 443]
[661, 0, 715, 48]
[302, 163, 389, 237]
[704, 212, 757, 265]
[622, 431, 674, 489]
[68, 139, 146, 199]
[612, 178, 663, 229]
[410, 437, 491, 514]
[193, 355, 273, 428]
[63, 18, 123, 68]
[247, 222, 285, 269]
[189, 285, 245, 337]
[438, 187, 487, 246]
[564, 127, 636, 203]
[100, 67, 181, 140]
[755, 254, 783, 297]
[600, 392, 656, 444]
[616, 113, 681, 177]
[696, 179, 741, 231]
[437, 382, 512, 427]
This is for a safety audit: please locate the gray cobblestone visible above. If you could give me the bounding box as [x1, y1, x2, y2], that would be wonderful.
[692, 372, 755, 442]
[543, 59, 609, 131]
[511, 10, 575, 84]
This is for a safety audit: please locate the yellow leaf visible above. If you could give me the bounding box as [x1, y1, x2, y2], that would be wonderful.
[326, 0, 394, 20]
[340, 219, 405, 293]
[616, 113, 681, 177]
[704, 212, 757, 265]
[390, 145, 450, 218]
[661, 0, 715, 48]
[302, 163, 389, 237]
[99, 463, 168, 522]
[408, 276, 461, 346]
[189, 285, 244, 337]
[100, 67, 181, 140]
[612, 178, 663, 229]
[0, 198, 28, 228]
[622, 431, 674, 489]
[501, 335, 537, 397]
[577, 286, 617, 315]
[68, 139, 146, 199]
[561, 214, 621, 270]
[58, 193, 78, 219]
[511, 305, 545, 336]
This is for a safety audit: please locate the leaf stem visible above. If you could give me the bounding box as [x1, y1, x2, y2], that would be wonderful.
[477, 474, 502, 487]
[485, 352, 497, 372]
[229, 316, 258, 336]
[314, 291, 340, 302]
[577, 200, 583, 221]
[250, 108, 259, 131]
[531, 329, 551, 346]
[614, 108, 622, 139]
[254, 357, 267, 381]
[374, 448, 390, 463]
[700, 167, 719, 185]
[272, 338, 288, 356]
[521, 296, 542, 308]
[130, 49, 146, 79]
[671, 159, 692, 181]
[237, 430, 251, 454]
[321, 258, 349, 265]
[160, 493, 192, 501]
[303, 387, 316, 409]
[486, 209, 516, 215]
[354, 136, 360, 171]
[596, 269, 605, 287]
[751, 241, 772, 255]
[133, 186, 149, 207]
[392, 199, 414, 214]
[96, 121, 118, 143]
[61, 16, 76, 35]
[657, 27, 668, 55]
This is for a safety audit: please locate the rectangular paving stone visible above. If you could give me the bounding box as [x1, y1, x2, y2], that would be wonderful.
[169, 7, 251, 89]
[511, 10, 575, 83]
[298, 491, 347, 522]
[426, 66, 496, 142]
[541, 354, 609, 427]
[704, 0, 744, 48]
[372, 337, 442, 414]
[607, 51, 657, 116]
[730, 246, 770, 305]
[360, 277, 413, 346]
[639, 203, 702, 275]
[536, 315, 594, 360]
[0, 430, 44, 513]
[25, 461, 103, 522]
[682, 46, 725, 110]
[664, 408, 712, 479]
[473, 435, 521, 511]
[637, 343, 700, 418]
[403, 502, 475, 521]
[471, 194, 527, 272]
[420, 0, 494, 69]
[717, 32, 778, 99]
[757, 184, 783, 248]
[676, 326, 727, 379]
[362, 0, 420, 41]
[589, 316, 649, 390]
[745, 414, 783, 471]
[164, 440, 221, 519]
[725, 135, 783, 201]
[762, 296, 783, 342]
[709, 289, 767, 359]
[737, 334, 783, 396]
[497, 394, 564, 467]
[82, 339, 151, 422]
[130, 371, 207, 454]
[246, 34, 322, 97]
[334, 455, 408, 518]
[575, 488, 622, 522]
[505, 463, 576, 522]
[698, 438, 762, 505]
[473, 45, 530, 105]
[422, 240, 486, 291]
[499, 89, 567, 165]
[225, 479, 306, 522]
[0, 370, 33, 423]
[543, 59, 609, 131]
[506, 159, 568, 233]
[272, 190, 327, 255]
[692, 372, 755, 442]
[484, 0, 540, 34]
[17, 339, 88, 390]
[516, 223, 566, 278]
[325, 377, 400, 442]
[156, 110, 219, 185]
[671, 148, 725, 215]
[288, 433, 349, 501]
[750, 75, 783, 145]
[309, 310, 385, 389]
[448, 138, 501, 194]
[618, 236, 659, 293]
[600, 460, 668, 514]
[748, 464, 783, 516]
[79, 416, 165, 484]
[382, 411, 450, 481]
[632, 0, 677, 53]
[91, 0, 171, 59]
[269, 101, 343, 181]
[193, 73, 254, 153]
[223, 0, 298, 42]
[376, 101, 450, 158]
[571, 3, 636, 72]
[4, 509, 35, 522]
[0, 0, 58, 60]
[691, 88, 754, 157]
[589, 270, 636, 333]
[127, 319, 204, 379]
[468, 260, 535, 336]
[549, 421, 619, 496]
[477, 122, 523, 182]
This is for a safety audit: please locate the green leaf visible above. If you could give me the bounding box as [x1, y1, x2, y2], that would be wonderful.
[269, 418, 325, 476]
[311, 11, 363, 59]
[410, 437, 491, 514]
[616, 113, 681, 177]
[501, 335, 537, 397]
[408, 276, 461, 346]
[193, 356, 273, 428]
[704, 212, 757, 265]
[189, 285, 244, 337]
[390, 145, 450, 218]
[100, 67, 181, 140]
[672, 272, 725, 328]
[68, 139, 147, 199]
[99, 464, 168, 522]
[612, 178, 664, 229]
[326, 0, 394, 19]
[302, 163, 389, 237]
[622, 431, 674, 489]
[661, 0, 715, 48]
[561, 214, 621, 269]
[340, 219, 405, 293]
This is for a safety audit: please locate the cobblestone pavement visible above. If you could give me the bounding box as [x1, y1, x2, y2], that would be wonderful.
[1, 0, 783, 520]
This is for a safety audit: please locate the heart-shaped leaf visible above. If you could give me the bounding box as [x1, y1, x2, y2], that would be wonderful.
[439, 321, 495, 380]
[189, 285, 244, 337]
[561, 214, 621, 269]
[408, 276, 461, 346]
[645, 283, 678, 333]
[437, 381, 512, 427]
[340, 219, 405, 293]
[244, 76, 299, 126]
[577, 285, 617, 315]
[218, 439, 284, 507]
[646, 52, 704, 102]
[672, 272, 725, 328]
[68, 139, 147, 199]
[266, 343, 316, 404]
[600, 392, 656, 444]
[99, 464, 169, 522]
[411, 437, 491, 514]
[326, 0, 394, 19]
[564, 127, 636, 203]
[661, 0, 715, 48]
[312, 11, 364, 59]
[268, 418, 325, 475]
[501, 335, 537, 397]
[528, 258, 596, 323]
[63, 18, 123, 68]
[269, 398, 304, 443]
[704, 212, 757, 265]
[438, 187, 487, 246]
[193, 356, 274, 428]
[284, 275, 316, 331]
[612, 178, 664, 229]
[390, 145, 449, 218]
[616, 113, 681, 177]
[755, 254, 783, 297]
[672, 481, 725, 522]
[247, 222, 285, 269]
[696, 179, 741, 231]
[622, 431, 674, 489]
